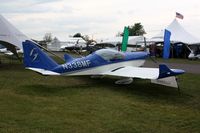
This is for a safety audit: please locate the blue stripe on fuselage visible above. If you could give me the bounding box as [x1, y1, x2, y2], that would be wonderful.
[124, 51, 148, 61]
[53, 51, 148, 74]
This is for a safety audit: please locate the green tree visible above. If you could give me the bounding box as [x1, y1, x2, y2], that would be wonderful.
[128, 23, 146, 36]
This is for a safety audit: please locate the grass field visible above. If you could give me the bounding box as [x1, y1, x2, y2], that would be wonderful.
[0, 58, 200, 133]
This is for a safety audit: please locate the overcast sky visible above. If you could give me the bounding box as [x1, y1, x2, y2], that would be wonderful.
[1, 0, 200, 40]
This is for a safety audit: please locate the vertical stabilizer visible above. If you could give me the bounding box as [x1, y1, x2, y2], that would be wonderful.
[23, 40, 58, 70]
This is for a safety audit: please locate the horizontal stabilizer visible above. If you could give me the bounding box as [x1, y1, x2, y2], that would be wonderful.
[64, 54, 74, 62]
[27, 68, 60, 76]
[151, 76, 178, 88]
[158, 64, 185, 79]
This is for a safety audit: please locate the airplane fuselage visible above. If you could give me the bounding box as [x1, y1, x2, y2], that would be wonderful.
[53, 51, 148, 76]
[22, 40, 185, 88]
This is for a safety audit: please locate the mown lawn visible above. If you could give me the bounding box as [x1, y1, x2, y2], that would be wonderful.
[0, 62, 200, 133]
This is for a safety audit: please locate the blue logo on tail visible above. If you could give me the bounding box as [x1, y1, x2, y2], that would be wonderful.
[29, 48, 39, 62]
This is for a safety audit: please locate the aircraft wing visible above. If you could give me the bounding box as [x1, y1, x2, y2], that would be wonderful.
[26, 68, 60, 76]
[102, 64, 184, 79]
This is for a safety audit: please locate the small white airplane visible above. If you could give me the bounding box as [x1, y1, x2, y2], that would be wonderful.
[1, 49, 23, 56]
[60, 38, 86, 51]
[188, 50, 200, 60]
[0, 47, 15, 55]
[0, 44, 22, 58]
[0, 48, 7, 53]
[23, 40, 185, 88]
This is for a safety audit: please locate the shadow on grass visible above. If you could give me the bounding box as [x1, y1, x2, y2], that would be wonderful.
[89, 77, 194, 105]
[0, 63, 23, 71]
[17, 76, 192, 106]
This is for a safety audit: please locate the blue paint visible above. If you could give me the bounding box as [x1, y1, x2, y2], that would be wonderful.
[163, 29, 171, 59]
[23, 40, 58, 70]
[158, 64, 185, 79]
[22, 40, 183, 79]
[64, 53, 74, 62]
[23, 40, 148, 74]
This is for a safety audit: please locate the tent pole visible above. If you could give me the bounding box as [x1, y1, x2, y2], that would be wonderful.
[144, 37, 147, 52]
[171, 43, 174, 58]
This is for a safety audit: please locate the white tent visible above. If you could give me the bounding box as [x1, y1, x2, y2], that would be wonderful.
[96, 36, 145, 46]
[149, 19, 200, 45]
[129, 36, 146, 45]
[0, 14, 29, 55]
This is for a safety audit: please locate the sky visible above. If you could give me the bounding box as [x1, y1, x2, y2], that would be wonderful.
[1, 0, 200, 40]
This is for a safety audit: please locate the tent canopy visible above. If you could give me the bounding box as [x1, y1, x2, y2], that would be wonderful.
[149, 19, 200, 45]
[0, 14, 29, 54]
[96, 36, 145, 46]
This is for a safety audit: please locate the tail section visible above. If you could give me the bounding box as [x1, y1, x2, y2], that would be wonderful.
[158, 64, 185, 79]
[152, 64, 184, 88]
[64, 53, 74, 62]
[23, 40, 58, 71]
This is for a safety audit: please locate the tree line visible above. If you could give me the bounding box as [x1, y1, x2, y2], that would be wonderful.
[41, 22, 145, 45]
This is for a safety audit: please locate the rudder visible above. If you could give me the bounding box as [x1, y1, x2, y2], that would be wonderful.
[64, 53, 74, 62]
[23, 40, 58, 70]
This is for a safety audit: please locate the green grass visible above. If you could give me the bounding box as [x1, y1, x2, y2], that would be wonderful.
[0, 62, 200, 133]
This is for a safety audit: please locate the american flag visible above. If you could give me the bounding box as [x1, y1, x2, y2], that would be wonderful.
[176, 12, 184, 19]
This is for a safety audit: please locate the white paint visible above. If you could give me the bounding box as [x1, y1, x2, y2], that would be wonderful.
[62, 60, 91, 70]
[103, 66, 159, 79]
[62, 59, 145, 76]
[151, 76, 178, 88]
[26, 67, 60, 75]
